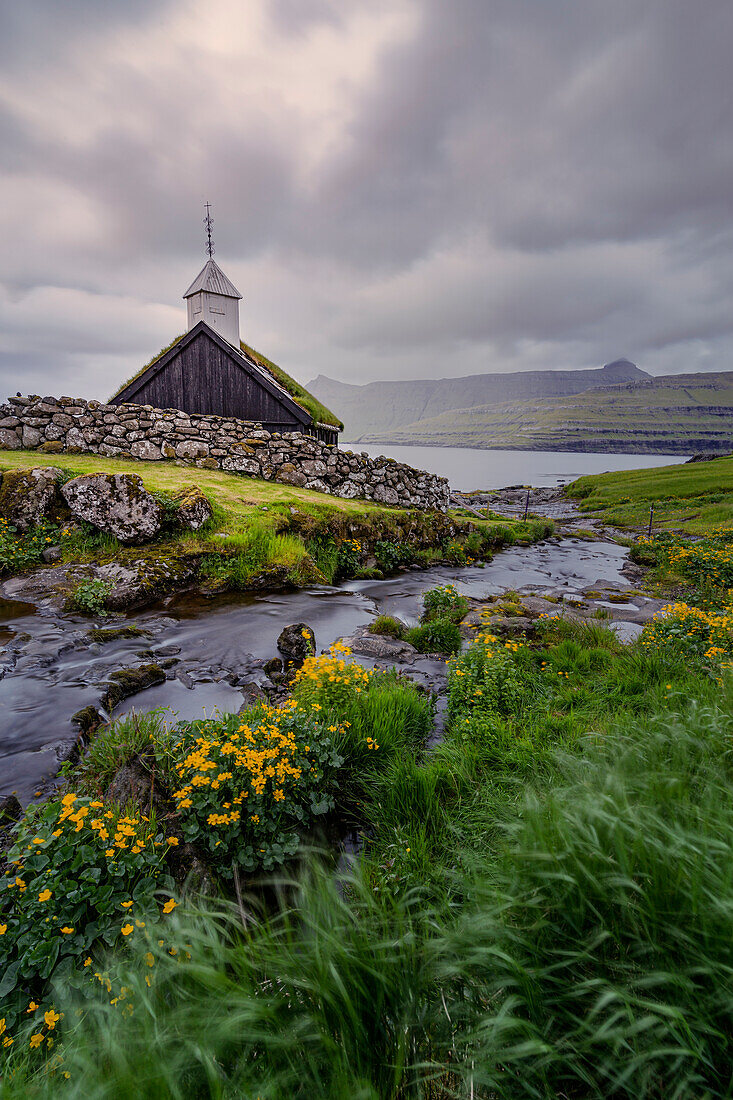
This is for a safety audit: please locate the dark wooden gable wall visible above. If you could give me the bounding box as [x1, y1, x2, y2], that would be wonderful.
[115, 328, 308, 432]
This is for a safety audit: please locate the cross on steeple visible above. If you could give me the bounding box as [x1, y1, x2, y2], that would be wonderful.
[204, 201, 214, 258]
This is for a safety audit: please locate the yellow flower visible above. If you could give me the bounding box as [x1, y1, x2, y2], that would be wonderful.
[29, 1033, 44, 1049]
[166, 836, 179, 846]
[44, 1009, 61, 1030]
[121, 924, 134, 936]
[38, 889, 52, 903]
[83, 957, 92, 967]
[162, 898, 177, 915]
[60, 926, 74, 935]
[121, 900, 134, 909]
[145, 952, 155, 967]
[26, 1001, 38, 1013]
[0, 923, 6, 935]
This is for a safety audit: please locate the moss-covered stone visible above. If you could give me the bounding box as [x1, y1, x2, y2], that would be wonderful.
[71, 705, 105, 736]
[88, 624, 150, 643]
[0, 466, 67, 531]
[101, 663, 166, 711]
[38, 441, 65, 454]
[172, 485, 214, 531]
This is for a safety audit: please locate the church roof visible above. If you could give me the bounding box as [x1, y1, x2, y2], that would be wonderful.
[183, 259, 242, 300]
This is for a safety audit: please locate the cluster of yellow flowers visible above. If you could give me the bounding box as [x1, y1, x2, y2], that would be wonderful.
[172, 699, 310, 823]
[665, 541, 733, 588]
[0, 1004, 62, 1055]
[641, 600, 733, 676]
[292, 641, 373, 698]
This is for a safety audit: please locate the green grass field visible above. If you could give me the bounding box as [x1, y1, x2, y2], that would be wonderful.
[566, 455, 733, 534]
[0, 450, 390, 528]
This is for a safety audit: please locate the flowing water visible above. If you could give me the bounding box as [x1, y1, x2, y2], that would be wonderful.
[0, 538, 634, 802]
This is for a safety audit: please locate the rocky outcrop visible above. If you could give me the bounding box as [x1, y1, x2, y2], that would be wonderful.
[61, 472, 164, 544]
[0, 395, 449, 512]
[0, 466, 63, 531]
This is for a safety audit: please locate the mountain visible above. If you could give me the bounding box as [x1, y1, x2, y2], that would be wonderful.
[327, 370, 733, 455]
[308, 359, 649, 441]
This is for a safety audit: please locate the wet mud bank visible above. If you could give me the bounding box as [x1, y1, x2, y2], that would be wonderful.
[0, 538, 658, 802]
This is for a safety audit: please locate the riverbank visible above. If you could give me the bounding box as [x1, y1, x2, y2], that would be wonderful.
[0, 451, 550, 610]
[4, 520, 733, 1094]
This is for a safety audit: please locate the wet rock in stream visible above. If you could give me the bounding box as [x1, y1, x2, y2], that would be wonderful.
[277, 623, 316, 668]
[101, 663, 167, 711]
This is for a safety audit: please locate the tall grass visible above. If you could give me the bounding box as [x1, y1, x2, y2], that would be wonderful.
[8, 698, 733, 1098]
[200, 520, 309, 587]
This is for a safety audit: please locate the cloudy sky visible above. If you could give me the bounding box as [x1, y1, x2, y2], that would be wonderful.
[1, 0, 732, 399]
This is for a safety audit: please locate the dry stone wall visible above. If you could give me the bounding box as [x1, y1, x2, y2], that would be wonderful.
[0, 396, 450, 511]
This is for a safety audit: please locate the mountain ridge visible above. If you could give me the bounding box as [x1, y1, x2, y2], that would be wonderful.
[333, 370, 733, 456]
[308, 360, 650, 440]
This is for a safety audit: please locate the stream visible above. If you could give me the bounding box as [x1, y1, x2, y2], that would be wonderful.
[0, 537, 637, 802]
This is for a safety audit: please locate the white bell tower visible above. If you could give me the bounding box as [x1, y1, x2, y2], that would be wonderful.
[182, 204, 242, 347]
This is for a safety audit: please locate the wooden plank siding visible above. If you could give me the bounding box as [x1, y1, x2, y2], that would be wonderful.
[110, 323, 341, 443]
[127, 336, 301, 429]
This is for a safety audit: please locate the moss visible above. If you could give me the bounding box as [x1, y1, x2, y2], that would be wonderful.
[241, 342, 343, 430]
[70, 705, 105, 736]
[38, 441, 65, 454]
[88, 625, 150, 643]
[368, 614, 406, 639]
[101, 663, 166, 711]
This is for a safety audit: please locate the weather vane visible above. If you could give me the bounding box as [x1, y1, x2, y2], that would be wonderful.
[204, 202, 215, 258]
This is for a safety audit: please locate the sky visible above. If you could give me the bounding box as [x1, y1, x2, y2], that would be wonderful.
[1, 0, 732, 400]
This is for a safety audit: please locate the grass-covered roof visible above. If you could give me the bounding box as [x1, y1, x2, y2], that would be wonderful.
[110, 333, 343, 431]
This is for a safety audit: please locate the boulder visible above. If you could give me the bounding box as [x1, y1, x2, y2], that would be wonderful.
[0, 794, 22, 827]
[61, 472, 163, 544]
[0, 466, 63, 531]
[70, 705, 105, 737]
[106, 755, 167, 813]
[173, 485, 213, 530]
[237, 681, 269, 712]
[0, 428, 20, 449]
[277, 623, 316, 668]
[221, 454, 260, 475]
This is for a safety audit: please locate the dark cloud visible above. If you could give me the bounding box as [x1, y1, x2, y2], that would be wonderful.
[1, 0, 732, 401]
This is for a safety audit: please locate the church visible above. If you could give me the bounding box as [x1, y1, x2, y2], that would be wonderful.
[111, 224, 342, 445]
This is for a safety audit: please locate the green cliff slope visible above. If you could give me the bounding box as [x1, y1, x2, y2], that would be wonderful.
[343, 371, 733, 455]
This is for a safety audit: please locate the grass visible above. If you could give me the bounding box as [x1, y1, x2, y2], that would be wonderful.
[0, 450, 392, 528]
[0, 452, 551, 593]
[566, 455, 733, 534]
[240, 342, 343, 430]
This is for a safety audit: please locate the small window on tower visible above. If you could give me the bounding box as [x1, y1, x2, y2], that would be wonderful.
[192, 293, 202, 316]
[209, 300, 226, 315]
